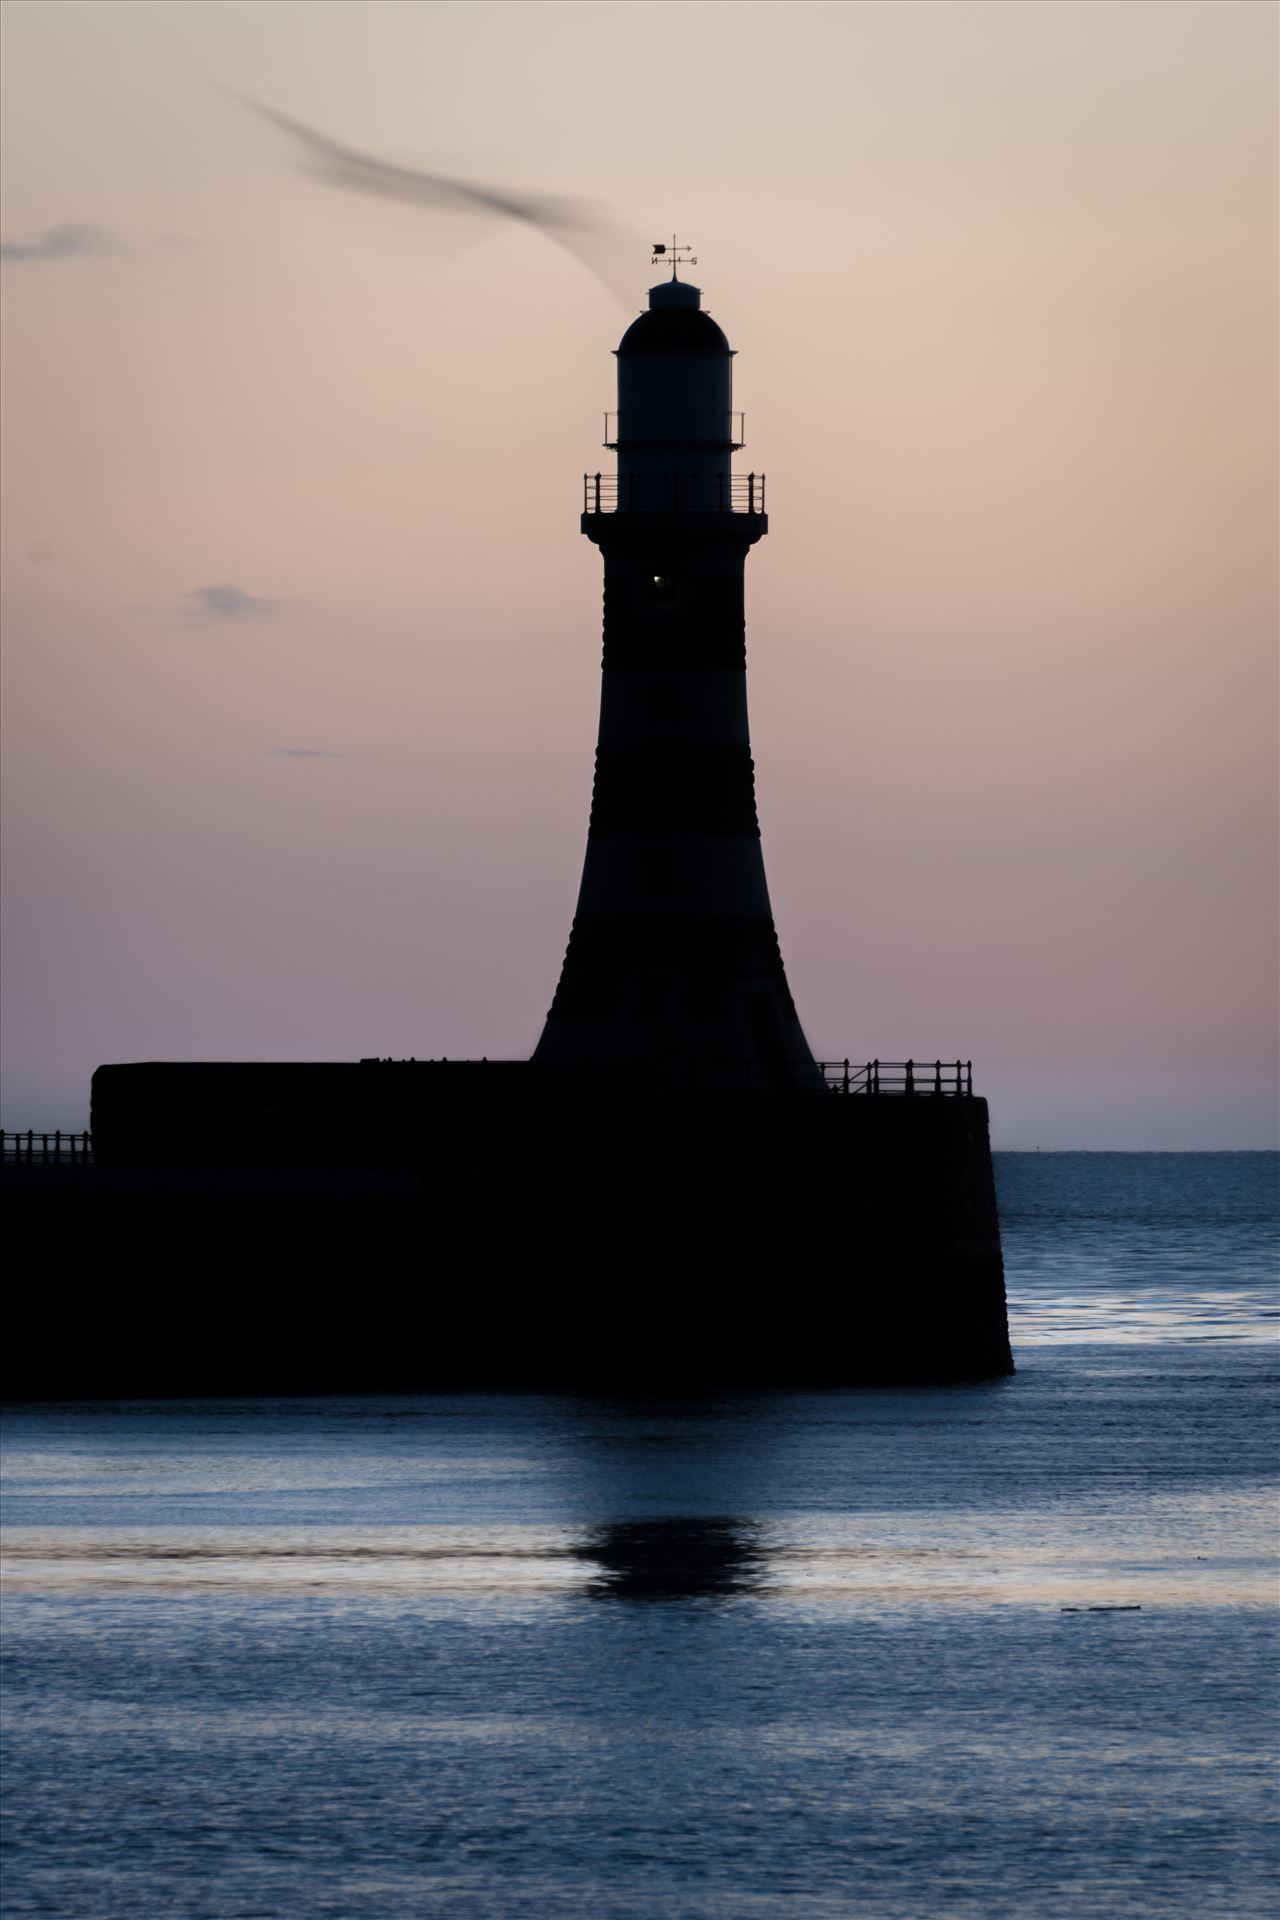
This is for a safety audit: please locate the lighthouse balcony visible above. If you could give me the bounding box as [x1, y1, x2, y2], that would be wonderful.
[583, 472, 765, 515]
[603, 410, 745, 450]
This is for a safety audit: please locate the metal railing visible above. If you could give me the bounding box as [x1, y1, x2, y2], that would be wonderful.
[3, 1129, 94, 1166]
[583, 472, 765, 515]
[819, 1060, 974, 1096]
[604, 411, 745, 449]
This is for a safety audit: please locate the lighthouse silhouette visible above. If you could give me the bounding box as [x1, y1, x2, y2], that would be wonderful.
[535, 244, 816, 1084]
[72, 243, 1012, 1393]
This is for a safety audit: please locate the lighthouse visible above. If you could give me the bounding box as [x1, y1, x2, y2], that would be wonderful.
[535, 245, 817, 1084]
[75, 242, 1011, 1390]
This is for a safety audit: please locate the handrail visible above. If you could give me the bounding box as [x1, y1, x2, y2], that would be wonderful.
[2, 1129, 94, 1166]
[583, 472, 765, 514]
[819, 1060, 974, 1096]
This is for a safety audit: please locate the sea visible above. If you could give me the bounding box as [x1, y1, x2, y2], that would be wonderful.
[2, 1152, 1276, 1919]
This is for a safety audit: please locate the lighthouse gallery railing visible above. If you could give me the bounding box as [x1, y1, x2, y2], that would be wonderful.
[583, 473, 765, 514]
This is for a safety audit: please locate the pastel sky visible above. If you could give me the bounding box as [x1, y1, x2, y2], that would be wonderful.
[1, 0, 1275, 1146]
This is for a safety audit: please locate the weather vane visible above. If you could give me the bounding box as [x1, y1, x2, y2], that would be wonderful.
[651, 235, 697, 275]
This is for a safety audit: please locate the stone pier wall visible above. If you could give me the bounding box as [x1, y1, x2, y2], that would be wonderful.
[2, 1062, 1010, 1395]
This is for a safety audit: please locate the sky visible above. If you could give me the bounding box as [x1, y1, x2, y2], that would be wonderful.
[1, 0, 1276, 1147]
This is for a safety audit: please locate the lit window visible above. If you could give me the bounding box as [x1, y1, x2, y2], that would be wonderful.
[653, 576, 667, 588]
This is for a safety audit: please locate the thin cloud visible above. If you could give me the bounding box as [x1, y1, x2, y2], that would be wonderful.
[269, 747, 355, 759]
[0, 224, 114, 265]
[242, 97, 636, 304]
[188, 585, 281, 620]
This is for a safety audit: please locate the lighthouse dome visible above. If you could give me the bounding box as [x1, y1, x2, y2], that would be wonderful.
[617, 281, 731, 358]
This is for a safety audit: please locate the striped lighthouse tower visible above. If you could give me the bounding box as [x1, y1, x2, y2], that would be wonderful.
[535, 244, 816, 1085]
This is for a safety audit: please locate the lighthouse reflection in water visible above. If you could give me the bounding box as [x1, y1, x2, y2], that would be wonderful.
[584, 1515, 764, 1602]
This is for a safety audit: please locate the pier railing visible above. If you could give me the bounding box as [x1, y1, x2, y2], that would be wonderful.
[583, 472, 765, 515]
[3, 1129, 94, 1166]
[819, 1060, 973, 1096]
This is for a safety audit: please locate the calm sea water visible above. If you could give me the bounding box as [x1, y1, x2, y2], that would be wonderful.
[2, 1153, 1276, 1919]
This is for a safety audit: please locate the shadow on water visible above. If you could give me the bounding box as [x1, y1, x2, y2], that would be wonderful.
[582, 1516, 764, 1602]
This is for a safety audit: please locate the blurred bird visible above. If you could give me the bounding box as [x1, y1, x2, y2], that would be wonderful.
[244, 98, 636, 304]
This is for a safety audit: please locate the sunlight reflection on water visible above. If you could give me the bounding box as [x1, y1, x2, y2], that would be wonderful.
[997, 1151, 1277, 1344]
[1008, 1289, 1277, 1342]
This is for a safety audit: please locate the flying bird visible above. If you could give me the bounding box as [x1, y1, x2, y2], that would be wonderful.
[244, 98, 636, 304]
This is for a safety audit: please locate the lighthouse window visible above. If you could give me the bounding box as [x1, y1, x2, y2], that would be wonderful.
[653, 576, 668, 588]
